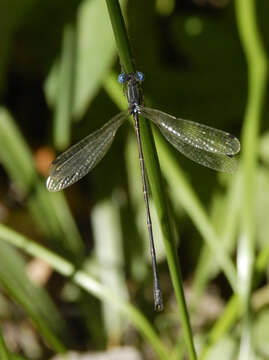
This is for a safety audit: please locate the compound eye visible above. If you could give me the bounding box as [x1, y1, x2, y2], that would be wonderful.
[118, 73, 126, 84]
[136, 71, 144, 82]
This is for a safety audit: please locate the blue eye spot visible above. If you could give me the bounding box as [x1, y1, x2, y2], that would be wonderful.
[118, 73, 125, 84]
[136, 71, 144, 82]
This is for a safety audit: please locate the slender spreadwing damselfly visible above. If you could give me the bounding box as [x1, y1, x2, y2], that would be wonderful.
[47, 71, 241, 310]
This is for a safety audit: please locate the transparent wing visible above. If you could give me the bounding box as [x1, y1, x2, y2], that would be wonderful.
[140, 107, 240, 173]
[47, 111, 128, 191]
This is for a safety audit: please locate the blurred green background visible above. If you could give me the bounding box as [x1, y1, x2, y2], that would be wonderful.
[0, 0, 268, 359]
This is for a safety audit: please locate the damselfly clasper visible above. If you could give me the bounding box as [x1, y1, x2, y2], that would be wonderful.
[46, 72, 241, 310]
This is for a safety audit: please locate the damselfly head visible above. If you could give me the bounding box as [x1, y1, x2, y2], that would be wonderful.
[118, 71, 144, 84]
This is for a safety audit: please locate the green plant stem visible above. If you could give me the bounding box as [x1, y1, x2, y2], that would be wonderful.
[236, 0, 267, 307]
[0, 326, 10, 360]
[105, 0, 134, 73]
[235, 0, 267, 358]
[200, 241, 269, 359]
[0, 224, 169, 360]
[201, 1, 268, 357]
[54, 23, 75, 150]
[105, 2, 196, 359]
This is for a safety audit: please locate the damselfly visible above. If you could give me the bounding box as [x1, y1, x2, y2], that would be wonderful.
[47, 72, 240, 310]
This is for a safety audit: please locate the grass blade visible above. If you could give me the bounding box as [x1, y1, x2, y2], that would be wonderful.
[235, 0, 268, 357]
[105, 1, 197, 358]
[53, 23, 76, 150]
[0, 326, 10, 360]
[0, 107, 84, 261]
[0, 231, 66, 352]
[0, 224, 170, 360]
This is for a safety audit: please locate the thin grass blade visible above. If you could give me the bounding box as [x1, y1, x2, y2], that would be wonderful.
[0, 325, 10, 360]
[0, 231, 66, 353]
[0, 224, 170, 360]
[53, 23, 76, 150]
[0, 107, 84, 260]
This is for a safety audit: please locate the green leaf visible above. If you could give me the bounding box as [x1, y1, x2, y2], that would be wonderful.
[253, 308, 269, 358]
[0, 107, 84, 261]
[90, 199, 129, 341]
[0, 227, 66, 353]
[53, 23, 76, 150]
[72, 0, 123, 119]
[0, 224, 170, 360]
[206, 335, 237, 360]
[260, 132, 269, 165]
[0, 326, 10, 360]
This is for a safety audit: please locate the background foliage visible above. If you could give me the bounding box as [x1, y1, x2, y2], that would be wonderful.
[0, 0, 268, 359]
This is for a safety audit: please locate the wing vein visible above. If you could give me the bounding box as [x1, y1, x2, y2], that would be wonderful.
[140, 107, 240, 173]
[46, 111, 127, 191]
